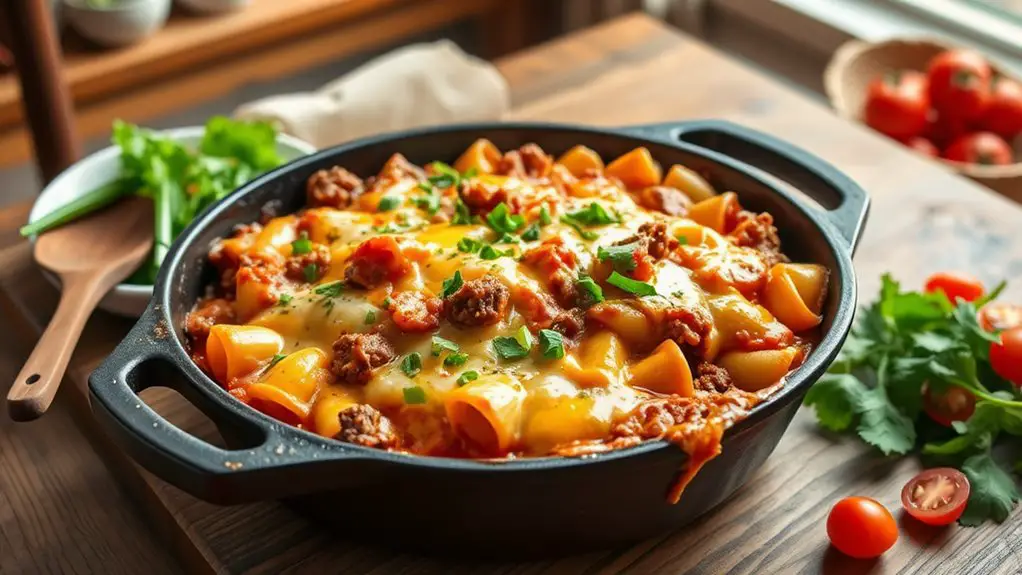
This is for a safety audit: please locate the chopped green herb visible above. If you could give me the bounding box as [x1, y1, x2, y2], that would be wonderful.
[463, 167, 479, 179]
[560, 215, 599, 240]
[313, 281, 343, 297]
[521, 222, 541, 241]
[493, 326, 534, 360]
[577, 276, 605, 305]
[457, 237, 484, 254]
[413, 192, 441, 215]
[677, 235, 688, 245]
[486, 202, 525, 235]
[479, 245, 514, 260]
[291, 232, 312, 255]
[268, 353, 288, 368]
[417, 181, 433, 192]
[539, 205, 552, 226]
[607, 271, 657, 297]
[565, 202, 619, 226]
[597, 242, 639, 273]
[277, 293, 293, 306]
[456, 370, 479, 387]
[431, 335, 460, 357]
[441, 271, 464, 298]
[538, 329, 565, 359]
[403, 385, 427, 404]
[451, 199, 473, 225]
[377, 196, 401, 211]
[401, 353, 423, 378]
[444, 352, 469, 367]
[364, 310, 376, 325]
[303, 263, 319, 283]
[427, 161, 462, 188]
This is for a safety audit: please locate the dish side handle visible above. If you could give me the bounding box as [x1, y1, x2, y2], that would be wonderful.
[625, 120, 870, 253]
[88, 308, 379, 504]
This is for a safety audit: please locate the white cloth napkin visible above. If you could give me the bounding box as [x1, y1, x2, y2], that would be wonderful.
[233, 40, 510, 149]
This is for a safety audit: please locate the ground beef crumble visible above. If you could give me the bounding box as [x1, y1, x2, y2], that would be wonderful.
[336, 404, 399, 448]
[444, 276, 510, 328]
[330, 333, 396, 385]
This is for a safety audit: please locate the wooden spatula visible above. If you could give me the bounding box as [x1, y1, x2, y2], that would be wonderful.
[8, 195, 154, 421]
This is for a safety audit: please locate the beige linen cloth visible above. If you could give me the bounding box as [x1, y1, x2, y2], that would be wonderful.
[234, 40, 510, 149]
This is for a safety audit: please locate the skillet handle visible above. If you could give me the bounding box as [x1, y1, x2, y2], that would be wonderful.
[88, 307, 371, 504]
[628, 120, 870, 253]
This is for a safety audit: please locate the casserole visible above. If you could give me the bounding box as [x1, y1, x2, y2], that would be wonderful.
[89, 120, 868, 556]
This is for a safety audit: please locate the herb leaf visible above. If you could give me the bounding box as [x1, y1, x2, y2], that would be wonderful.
[493, 326, 534, 360]
[431, 335, 460, 357]
[403, 385, 427, 404]
[960, 452, 1020, 525]
[538, 329, 565, 359]
[486, 203, 525, 235]
[313, 281, 343, 297]
[607, 271, 657, 297]
[291, 232, 312, 255]
[456, 371, 479, 387]
[577, 276, 605, 305]
[444, 352, 469, 367]
[377, 196, 401, 211]
[441, 271, 464, 298]
[598, 242, 639, 273]
[401, 353, 422, 378]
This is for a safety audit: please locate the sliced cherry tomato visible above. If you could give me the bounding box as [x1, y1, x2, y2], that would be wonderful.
[943, 132, 1014, 166]
[990, 327, 1022, 386]
[978, 302, 1022, 332]
[927, 50, 992, 121]
[901, 468, 970, 526]
[864, 71, 930, 140]
[980, 77, 1022, 140]
[826, 496, 898, 559]
[922, 383, 976, 427]
[905, 136, 939, 157]
[924, 271, 985, 302]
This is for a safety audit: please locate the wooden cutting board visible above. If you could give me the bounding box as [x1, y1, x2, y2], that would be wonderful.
[5, 14, 1022, 575]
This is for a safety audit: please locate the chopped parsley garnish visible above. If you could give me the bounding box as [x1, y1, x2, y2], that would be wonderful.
[427, 161, 462, 188]
[493, 326, 534, 360]
[401, 353, 422, 378]
[444, 352, 469, 367]
[451, 199, 472, 225]
[559, 215, 599, 240]
[377, 195, 401, 211]
[486, 202, 525, 235]
[463, 167, 479, 179]
[521, 222, 541, 241]
[291, 232, 312, 255]
[364, 310, 376, 325]
[538, 329, 565, 359]
[607, 271, 657, 297]
[457, 237, 484, 254]
[539, 205, 552, 225]
[441, 270, 464, 298]
[313, 281, 344, 297]
[597, 242, 639, 273]
[303, 263, 319, 283]
[413, 192, 441, 215]
[456, 370, 479, 387]
[677, 235, 689, 245]
[479, 245, 514, 260]
[277, 293, 293, 307]
[431, 335, 460, 357]
[403, 385, 427, 404]
[577, 276, 605, 304]
[381, 296, 392, 309]
[268, 353, 288, 368]
[565, 202, 620, 226]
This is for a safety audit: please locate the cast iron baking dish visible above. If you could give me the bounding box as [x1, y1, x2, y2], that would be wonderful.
[89, 120, 869, 556]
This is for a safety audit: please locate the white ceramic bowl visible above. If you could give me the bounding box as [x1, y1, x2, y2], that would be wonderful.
[64, 0, 171, 48]
[176, 0, 251, 13]
[28, 126, 316, 317]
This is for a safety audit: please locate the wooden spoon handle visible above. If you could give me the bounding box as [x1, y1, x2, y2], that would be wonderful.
[8, 274, 107, 421]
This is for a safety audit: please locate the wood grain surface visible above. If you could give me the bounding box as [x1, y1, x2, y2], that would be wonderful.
[3, 14, 1022, 575]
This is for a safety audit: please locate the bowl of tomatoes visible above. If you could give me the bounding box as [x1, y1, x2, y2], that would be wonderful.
[825, 38, 1022, 201]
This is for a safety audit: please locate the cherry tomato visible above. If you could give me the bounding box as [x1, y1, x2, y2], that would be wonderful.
[990, 327, 1022, 386]
[906, 136, 939, 157]
[827, 496, 899, 559]
[980, 77, 1022, 140]
[901, 468, 970, 526]
[865, 71, 930, 140]
[924, 271, 985, 302]
[944, 132, 1014, 165]
[978, 302, 1022, 332]
[927, 50, 992, 121]
[925, 112, 970, 148]
[922, 383, 976, 427]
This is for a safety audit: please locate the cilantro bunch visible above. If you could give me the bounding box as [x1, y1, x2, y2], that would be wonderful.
[805, 274, 1022, 525]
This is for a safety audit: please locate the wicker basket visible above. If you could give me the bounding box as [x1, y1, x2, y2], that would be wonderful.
[824, 38, 1022, 202]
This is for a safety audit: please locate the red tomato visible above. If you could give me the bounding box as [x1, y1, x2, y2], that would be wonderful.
[864, 71, 930, 140]
[926, 112, 970, 148]
[901, 468, 970, 526]
[927, 50, 993, 121]
[922, 383, 976, 427]
[827, 497, 899, 559]
[944, 132, 1014, 165]
[978, 302, 1022, 332]
[980, 77, 1022, 140]
[906, 136, 939, 157]
[924, 271, 985, 302]
[990, 327, 1022, 385]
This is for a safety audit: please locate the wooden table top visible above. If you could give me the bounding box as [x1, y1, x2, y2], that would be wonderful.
[3, 13, 1022, 574]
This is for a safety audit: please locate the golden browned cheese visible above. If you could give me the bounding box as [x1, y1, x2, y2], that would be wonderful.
[186, 140, 829, 491]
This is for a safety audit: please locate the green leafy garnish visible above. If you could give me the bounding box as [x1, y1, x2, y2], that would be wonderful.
[805, 274, 1022, 525]
[577, 276, 605, 305]
[277, 293, 293, 307]
[313, 281, 343, 297]
[303, 264, 319, 283]
[458, 237, 484, 254]
[521, 222, 541, 242]
[441, 271, 464, 298]
[564, 202, 620, 226]
[401, 353, 423, 378]
[377, 196, 402, 211]
[479, 245, 514, 260]
[597, 242, 639, 274]
[268, 354, 288, 368]
[431, 335, 460, 357]
[606, 271, 657, 297]
[493, 326, 534, 360]
[539, 206, 552, 225]
[451, 199, 472, 225]
[403, 385, 427, 404]
[444, 352, 469, 367]
[364, 310, 376, 325]
[456, 371, 479, 387]
[427, 161, 462, 189]
[412, 192, 441, 215]
[291, 232, 312, 256]
[486, 203, 525, 235]
[538, 329, 565, 359]
[559, 215, 599, 240]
